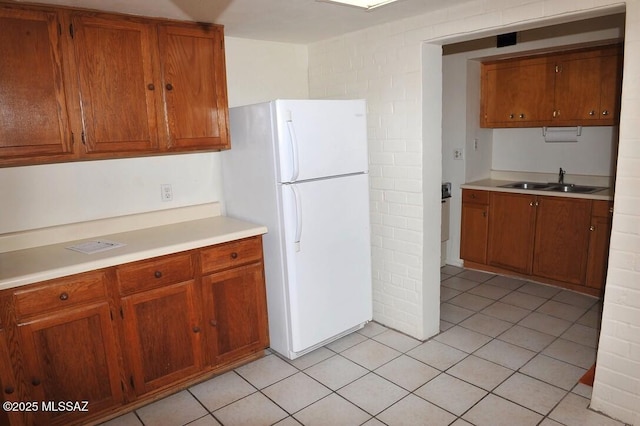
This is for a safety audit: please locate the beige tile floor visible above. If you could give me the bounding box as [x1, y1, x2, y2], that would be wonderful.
[101, 266, 628, 426]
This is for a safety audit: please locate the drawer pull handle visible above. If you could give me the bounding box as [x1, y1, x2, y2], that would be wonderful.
[154, 271, 163, 279]
[192, 326, 200, 333]
[231, 252, 238, 259]
[31, 378, 40, 386]
[4, 386, 14, 394]
[209, 320, 217, 327]
[590, 225, 596, 231]
[59, 292, 69, 301]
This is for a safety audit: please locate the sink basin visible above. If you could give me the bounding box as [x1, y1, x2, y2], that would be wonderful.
[499, 182, 552, 190]
[546, 184, 606, 194]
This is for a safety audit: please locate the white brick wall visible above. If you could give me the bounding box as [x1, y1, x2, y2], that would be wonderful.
[308, 0, 640, 424]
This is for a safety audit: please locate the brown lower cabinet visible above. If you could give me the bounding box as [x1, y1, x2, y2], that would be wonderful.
[0, 236, 268, 425]
[461, 189, 612, 295]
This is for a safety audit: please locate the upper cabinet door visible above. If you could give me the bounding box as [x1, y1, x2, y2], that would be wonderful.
[0, 6, 73, 163]
[481, 57, 555, 127]
[71, 14, 161, 154]
[157, 23, 230, 151]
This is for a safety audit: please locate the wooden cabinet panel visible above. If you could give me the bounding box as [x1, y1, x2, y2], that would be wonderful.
[0, 6, 73, 162]
[158, 23, 230, 151]
[116, 252, 194, 295]
[481, 57, 554, 127]
[586, 201, 613, 291]
[460, 190, 489, 264]
[532, 197, 592, 285]
[13, 270, 108, 319]
[0, 328, 16, 426]
[71, 14, 161, 154]
[202, 264, 268, 366]
[487, 192, 537, 274]
[17, 302, 122, 425]
[201, 236, 263, 274]
[481, 44, 622, 128]
[553, 45, 623, 125]
[120, 280, 202, 396]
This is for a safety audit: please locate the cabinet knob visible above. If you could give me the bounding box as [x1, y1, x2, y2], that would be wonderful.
[59, 292, 69, 301]
[209, 320, 218, 327]
[602, 110, 609, 116]
[529, 201, 534, 207]
[519, 113, 525, 119]
[509, 113, 514, 119]
[589, 110, 595, 116]
[154, 271, 162, 279]
[553, 110, 559, 118]
[590, 225, 596, 231]
[31, 378, 41, 386]
[147, 83, 155, 90]
[230, 252, 238, 259]
[4, 386, 14, 394]
[192, 326, 201, 333]
[166, 83, 174, 91]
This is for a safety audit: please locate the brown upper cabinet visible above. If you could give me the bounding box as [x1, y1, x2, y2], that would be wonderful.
[481, 44, 623, 128]
[0, 3, 230, 167]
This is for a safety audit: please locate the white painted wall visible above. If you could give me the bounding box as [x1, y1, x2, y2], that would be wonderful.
[308, 2, 640, 424]
[0, 37, 309, 235]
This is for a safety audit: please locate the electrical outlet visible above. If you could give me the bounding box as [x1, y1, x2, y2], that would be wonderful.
[161, 184, 173, 202]
[453, 148, 464, 160]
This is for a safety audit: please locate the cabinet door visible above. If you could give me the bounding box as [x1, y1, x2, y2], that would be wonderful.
[598, 47, 623, 123]
[586, 214, 612, 291]
[0, 329, 16, 426]
[157, 23, 230, 151]
[553, 55, 602, 122]
[202, 264, 268, 366]
[0, 6, 73, 163]
[532, 197, 592, 285]
[487, 192, 537, 274]
[71, 14, 161, 154]
[17, 302, 122, 425]
[121, 280, 202, 396]
[482, 58, 554, 127]
[460, 202, 489, 264]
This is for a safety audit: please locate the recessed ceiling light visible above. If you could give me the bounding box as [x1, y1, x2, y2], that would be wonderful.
[317, 0, 402, 10]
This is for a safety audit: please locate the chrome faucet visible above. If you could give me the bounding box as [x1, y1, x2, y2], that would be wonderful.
[558, 167, 566, 184]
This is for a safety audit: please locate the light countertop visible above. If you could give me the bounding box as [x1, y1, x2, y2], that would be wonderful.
[461, 176, 613, 201]
[0, 216, 268, 291]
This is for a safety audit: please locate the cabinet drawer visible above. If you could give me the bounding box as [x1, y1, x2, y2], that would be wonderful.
[13, 271, 109, 319]
[117, 253, 194, 295]
[592, 200, 613, 218]
[201, 237, 263, 274]
[462, 189, 489, 205]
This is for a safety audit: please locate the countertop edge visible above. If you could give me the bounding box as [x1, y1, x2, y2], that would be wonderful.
[0, 216, 268, 291]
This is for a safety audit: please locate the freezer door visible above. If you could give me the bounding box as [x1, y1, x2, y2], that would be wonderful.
[280, 173, 372, 353]
[275, 100, 368, 183]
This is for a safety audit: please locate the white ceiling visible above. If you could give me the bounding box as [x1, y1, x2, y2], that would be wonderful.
[17, 0, 472, 43]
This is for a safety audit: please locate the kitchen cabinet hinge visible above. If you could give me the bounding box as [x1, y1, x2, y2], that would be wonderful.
[71, 132, 75, 146]
[120, 307, 124, 319]
[110, 309, 113, 321]
[120, 381, 125, 392]
[555, 65, 562, 73]
[58, 23, 62, 36]
[129, 376, 135, 389]
[81, 131, 86, 145]
[69, 23, 74, 38]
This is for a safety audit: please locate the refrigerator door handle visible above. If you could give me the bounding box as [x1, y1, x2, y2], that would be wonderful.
[291, 184, 302, 252]
[286, 120, 300, 182]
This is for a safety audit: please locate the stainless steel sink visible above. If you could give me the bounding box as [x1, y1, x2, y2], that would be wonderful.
[546, 183, 606, 194]
[499, 182, 552, 190]
[499, 181, 607, 194]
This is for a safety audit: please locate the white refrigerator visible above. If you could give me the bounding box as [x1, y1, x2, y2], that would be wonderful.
[222, 99, 373, 359]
